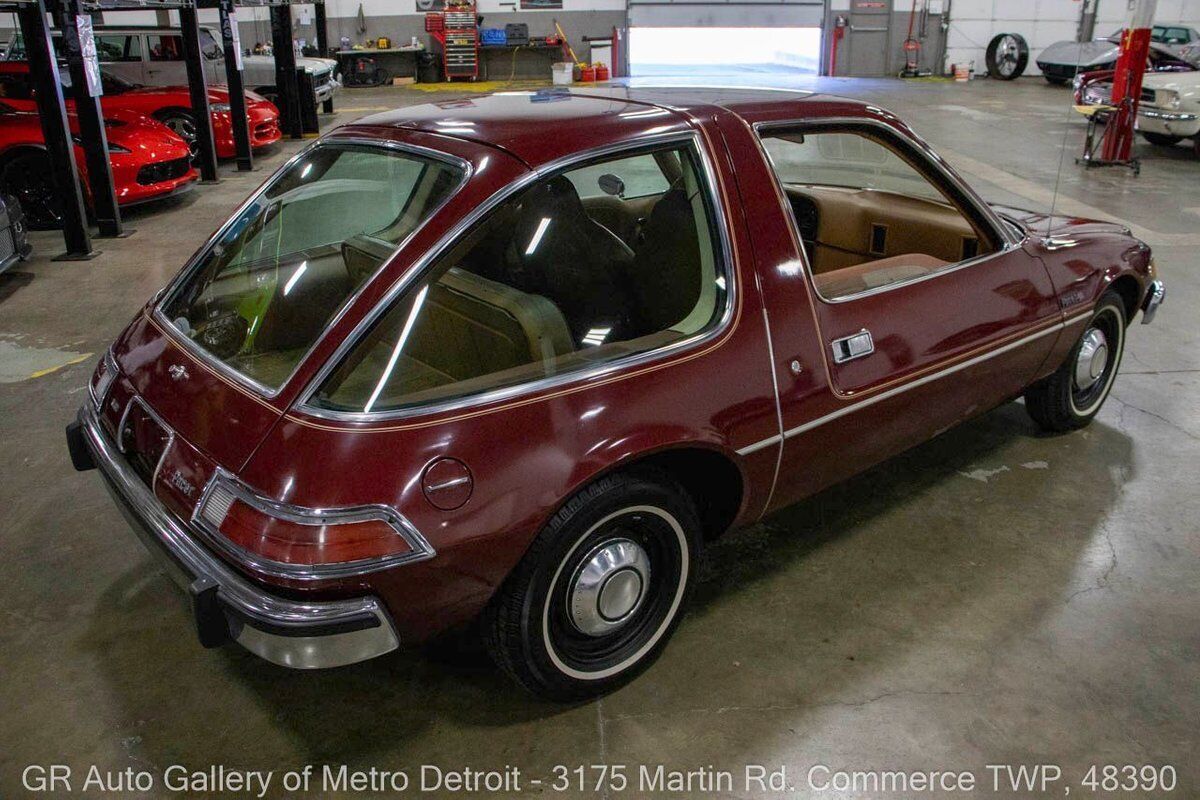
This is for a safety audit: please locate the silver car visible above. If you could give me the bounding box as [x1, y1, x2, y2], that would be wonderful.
[6, 25, 340, 106]
[1036, 26, 1200, 85]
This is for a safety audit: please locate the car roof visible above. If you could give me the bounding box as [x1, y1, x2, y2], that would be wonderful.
[340, 85, 864, 169]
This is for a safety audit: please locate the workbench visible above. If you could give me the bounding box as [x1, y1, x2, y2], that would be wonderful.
[335, 47, 423, 81]
[479, 41, 568, 80]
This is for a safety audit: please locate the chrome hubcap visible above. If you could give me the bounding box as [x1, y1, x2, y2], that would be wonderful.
[568, 538, 651, 637]
[1074, 327, 1109, 390]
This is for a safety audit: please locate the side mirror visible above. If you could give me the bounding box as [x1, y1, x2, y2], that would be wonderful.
[597, 173, 625, 197]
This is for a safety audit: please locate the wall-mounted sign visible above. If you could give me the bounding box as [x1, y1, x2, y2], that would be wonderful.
[77, 15, 102, 97]
[223, 8, 243, 70]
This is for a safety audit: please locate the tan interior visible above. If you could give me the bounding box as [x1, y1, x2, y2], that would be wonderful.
[785, 185, 989, 299]
[322, 267, 577, 407]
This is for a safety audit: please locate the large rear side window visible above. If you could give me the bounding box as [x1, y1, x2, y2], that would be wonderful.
[160, 143, 464, 391]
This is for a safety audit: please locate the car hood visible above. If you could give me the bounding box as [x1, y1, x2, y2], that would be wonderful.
[991, 203, 1132, 239]
[1141, 70, 1200, 92]
[125, 84, 233, 104]
[1038, 39, 1118, 67]
[242, 53, 332, 74]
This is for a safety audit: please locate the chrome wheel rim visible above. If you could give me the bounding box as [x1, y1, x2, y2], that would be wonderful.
[542, 506, 689, 681]
[568, 538, 651, 636]
[1070, 306, 1123, 416]
[1074, 327, 1109, 391]
[164, 114, 199, 155]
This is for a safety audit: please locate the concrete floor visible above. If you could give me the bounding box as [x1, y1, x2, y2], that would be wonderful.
[1, 77, 1197, 798]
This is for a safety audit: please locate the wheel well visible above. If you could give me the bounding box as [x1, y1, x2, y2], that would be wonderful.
[1109, 275, 1141, 323]
[0, 145, 47, 174]
[623, 448, 745, 540]
[153, 106, 192, 120]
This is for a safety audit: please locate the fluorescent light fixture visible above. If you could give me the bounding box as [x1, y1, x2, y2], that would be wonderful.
[283, 260, 308, 295]
[363, 285, 430, 413]
[525, 217, 552, 255]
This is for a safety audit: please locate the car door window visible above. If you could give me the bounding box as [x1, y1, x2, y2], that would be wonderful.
[198, 29, 223, 60]
[567, 152, 672, 200]
[761, 127, 1000, 301]
[312, 141, 728, 414]
[95, 35, 139, 62]
[147, 35, 183, 62]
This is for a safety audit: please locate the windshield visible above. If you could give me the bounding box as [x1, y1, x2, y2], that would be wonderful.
[160, 142, 465, 391]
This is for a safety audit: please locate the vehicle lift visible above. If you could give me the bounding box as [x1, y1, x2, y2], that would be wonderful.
[1077, 0, 1157, 174]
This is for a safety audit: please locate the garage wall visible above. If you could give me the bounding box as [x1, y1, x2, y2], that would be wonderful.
[96, 1, 621, 68]
[946, 0, 1200, 77]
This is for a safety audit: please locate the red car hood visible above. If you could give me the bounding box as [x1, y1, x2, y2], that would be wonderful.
[990, 203, 1133, 239]
[128, 84, 273, 108]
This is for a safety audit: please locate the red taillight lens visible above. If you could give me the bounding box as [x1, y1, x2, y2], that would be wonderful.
[214, 498, 414, 566]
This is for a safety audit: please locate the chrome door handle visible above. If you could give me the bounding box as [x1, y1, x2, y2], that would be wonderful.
[831, 329, 874, 363]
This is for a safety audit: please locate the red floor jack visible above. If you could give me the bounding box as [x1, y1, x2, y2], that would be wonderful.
[1076, 0, 1157, 174]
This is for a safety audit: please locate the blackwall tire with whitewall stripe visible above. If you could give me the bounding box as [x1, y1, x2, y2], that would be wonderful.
[484, 470, 701, 701]
[1025, 292, 1126, 432]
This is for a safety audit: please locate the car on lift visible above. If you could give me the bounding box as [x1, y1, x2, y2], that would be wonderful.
[1035, 27, 1200, 85]
[4, 25, 340, 107]
[0, 61, 281, 159]
[67, 87, 1165, 700]
[0, 104, 197, 228]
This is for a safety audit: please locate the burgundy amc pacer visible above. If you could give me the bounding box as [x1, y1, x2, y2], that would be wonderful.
[67, 86, 1165, 699]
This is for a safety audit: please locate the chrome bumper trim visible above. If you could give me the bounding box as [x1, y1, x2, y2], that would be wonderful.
[1141, 279, 1165, 325]
[1139, 108, 1199, 122]
[78, 404, 400, 669]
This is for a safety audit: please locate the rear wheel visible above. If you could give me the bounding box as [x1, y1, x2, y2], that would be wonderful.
[485, 470, 701, 700]
[0, 151, 64, 230]
[155, 109, 199, 157]
[1025, 292, 1126, 432]
[1141, 131, 1183, 147]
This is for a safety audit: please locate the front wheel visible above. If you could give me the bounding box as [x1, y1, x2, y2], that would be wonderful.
[1025, 292, 1126, 432]
[485, 471, 701, 700]
[0, 151, 64, 229]
[1141, 131, 1183, 147]
[154, 110, 199, 157]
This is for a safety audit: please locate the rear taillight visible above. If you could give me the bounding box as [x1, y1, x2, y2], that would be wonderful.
[195, 473, 434, 578]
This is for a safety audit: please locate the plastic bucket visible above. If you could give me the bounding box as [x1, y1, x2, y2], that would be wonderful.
[552, 62, 574, 85]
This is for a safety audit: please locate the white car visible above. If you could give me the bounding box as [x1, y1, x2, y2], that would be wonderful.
[1137, 71, 1200, 156]
[6, 25, 340, 107]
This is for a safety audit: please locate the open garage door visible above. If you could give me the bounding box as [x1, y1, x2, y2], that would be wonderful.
[627, 0, 825, 78]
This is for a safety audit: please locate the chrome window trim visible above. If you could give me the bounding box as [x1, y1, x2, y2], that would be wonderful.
[191, 466, 436, 581]
[735, 310, 1092, 457]
[751, 117, 1025, 306]
[294, 128, 738, 424]
[150, 136, 474, 400]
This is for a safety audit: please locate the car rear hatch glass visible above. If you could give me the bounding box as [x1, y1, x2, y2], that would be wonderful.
[158, 141, 466, 395]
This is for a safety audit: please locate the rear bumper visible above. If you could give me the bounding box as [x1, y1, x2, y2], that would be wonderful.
[69, 404, 400, 669]
[1141, 279, 1165, 325]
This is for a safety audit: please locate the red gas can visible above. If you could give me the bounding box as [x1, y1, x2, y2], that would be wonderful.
[581, 65, 596, 82]
[595, 63, 609, 81]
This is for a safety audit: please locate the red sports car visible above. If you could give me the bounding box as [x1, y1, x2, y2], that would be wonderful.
[0, 105, 196, 228]
[0, 61, 281, 159]
[68, 88, 1164, 700]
